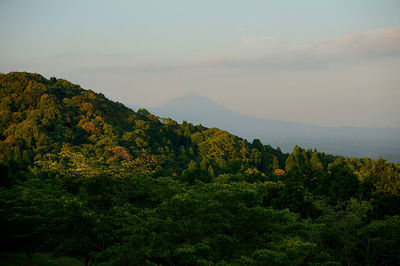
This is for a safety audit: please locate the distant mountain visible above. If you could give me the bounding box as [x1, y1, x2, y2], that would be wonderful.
[128, 92, 400, 161]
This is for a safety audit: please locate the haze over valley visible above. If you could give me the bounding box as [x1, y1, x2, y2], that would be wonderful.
[129, 92, 400, 161]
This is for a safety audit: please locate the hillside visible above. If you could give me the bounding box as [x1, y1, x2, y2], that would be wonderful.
[136, 92, 400, 160]
[0, 72, 291, 181]
[0, 72, 399, 265]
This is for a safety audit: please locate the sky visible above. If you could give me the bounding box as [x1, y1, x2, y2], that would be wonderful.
[1, 0, 400, 127]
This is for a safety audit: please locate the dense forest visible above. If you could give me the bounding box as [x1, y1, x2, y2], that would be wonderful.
[0, 72, 399, 265]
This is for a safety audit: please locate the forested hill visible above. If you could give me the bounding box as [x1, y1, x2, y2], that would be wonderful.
[0, 71, 289, 181]
[1, 72, 400, 265]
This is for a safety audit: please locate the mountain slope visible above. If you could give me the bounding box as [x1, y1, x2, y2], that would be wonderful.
[136, 92, 400, 160]
[0, 72, 289, 181]
[1, 72, 400, 266]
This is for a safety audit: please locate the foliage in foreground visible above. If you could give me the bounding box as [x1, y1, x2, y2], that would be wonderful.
[0, 72, 399, 265]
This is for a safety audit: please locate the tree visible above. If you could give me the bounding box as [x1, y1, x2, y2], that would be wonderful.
[285, 155, 296, 172]
[315, 198, 372, 265]
[327, 158, 360, 202]
[359, 215, 400, 265]
[187, 160, 198, 171]
[310, 152, 323, 170]
[200, 158, 209, 172]
[272, 155, 280, 171]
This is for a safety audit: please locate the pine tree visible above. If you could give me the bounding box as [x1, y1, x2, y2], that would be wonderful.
[292, 145, 302, 164]
[310, 152, 324, 170]
[285, 155, 296, 172]
[272, 155, 279, 170]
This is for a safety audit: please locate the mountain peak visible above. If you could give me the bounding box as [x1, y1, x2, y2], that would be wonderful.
[182, 91, 202, 97]
[171, 91, 216, 103]
[159, 92, 223, 110]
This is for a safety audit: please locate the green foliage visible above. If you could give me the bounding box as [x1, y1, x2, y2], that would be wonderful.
[1, 72, 399, 265]
[358, 215, 400, 265]
[310, 152, 324, 170]
[285, 155, 296, 172]
[272, 155, 279, 170]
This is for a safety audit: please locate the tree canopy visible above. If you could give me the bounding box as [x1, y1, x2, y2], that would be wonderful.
[0, 72, 399, 265]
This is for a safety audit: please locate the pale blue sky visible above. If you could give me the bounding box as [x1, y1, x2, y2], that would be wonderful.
[1, 0, 400, 127]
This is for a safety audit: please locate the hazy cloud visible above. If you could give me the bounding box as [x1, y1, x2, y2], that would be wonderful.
[72, 28, 400, 73]
[337, 28, 400, 57]
[23, 28, 400, 77]
[218, 28, 400, 70]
